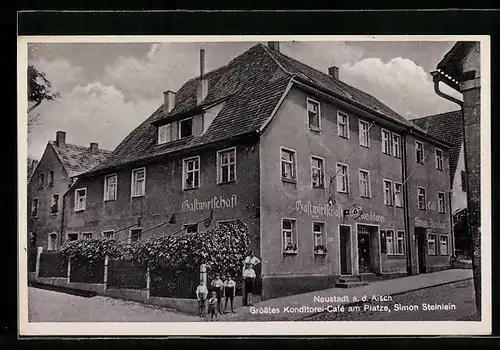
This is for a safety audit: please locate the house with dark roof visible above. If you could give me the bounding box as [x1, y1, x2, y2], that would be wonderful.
[62, 42, 454, 299]
[27, 131, 111, 251]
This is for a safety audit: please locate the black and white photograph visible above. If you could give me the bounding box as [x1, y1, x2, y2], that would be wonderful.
[18, 36, 490, 336]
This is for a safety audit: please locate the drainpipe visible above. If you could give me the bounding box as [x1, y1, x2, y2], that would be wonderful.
[401, 132, 413, 275]
[430, 71, 464, 108]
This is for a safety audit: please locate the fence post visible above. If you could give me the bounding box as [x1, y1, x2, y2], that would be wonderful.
[200, 264, 207, 286]
[35, 246, 43, 279]
[67, 258, 71, 284]
[146, 266, 150, 302]
[103, 255, 109, 292]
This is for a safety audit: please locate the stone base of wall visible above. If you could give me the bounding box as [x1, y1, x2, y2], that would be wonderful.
[36, 277, 106, 295]
[147, 297, 199, 315]
[262, 275, 337, 300]
[106, 288, 148, 303]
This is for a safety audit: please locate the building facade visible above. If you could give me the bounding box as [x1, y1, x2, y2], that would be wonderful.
[27, 131, 110, 251]
[61, 43, 454, 300]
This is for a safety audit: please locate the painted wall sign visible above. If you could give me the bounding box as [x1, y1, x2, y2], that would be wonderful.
[414, 216, 446, 230]
[357, 211, 385, 223]
[182, 194, 238, 212]
[295, 200, 343, 218]
[427, 201, 437, 211]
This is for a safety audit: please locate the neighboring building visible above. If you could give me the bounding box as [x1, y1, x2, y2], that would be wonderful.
[27, 158, 38, 181]
[413, 110, 470, 258]
[63, 43, 454, 300]
[27, 131, 111, 251]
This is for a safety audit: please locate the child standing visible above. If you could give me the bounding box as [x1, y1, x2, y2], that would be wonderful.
[243, 263, 256, 306]
[196, 280, 208, 318]
[223, 274, 236, 313]
[211, 273, 224, 315]
[207, 291, 218, 321]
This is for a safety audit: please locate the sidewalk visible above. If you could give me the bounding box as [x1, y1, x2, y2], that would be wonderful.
[219, 268, 473, 322]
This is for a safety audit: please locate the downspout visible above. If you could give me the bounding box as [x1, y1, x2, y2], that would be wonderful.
[401, 132, 413, 275]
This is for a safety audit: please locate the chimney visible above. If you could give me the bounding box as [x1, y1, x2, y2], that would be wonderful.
[268, 42, 280, 52]
[197, 48, 208, 105]
[328, 66, 340, 80]
[163, 90, 176, 114]
[55, 131, 66, 147]
[90, 142, 98, 153]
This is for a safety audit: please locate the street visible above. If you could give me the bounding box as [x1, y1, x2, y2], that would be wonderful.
[303, 279, 477, 321]
[28, 287, 200, 322]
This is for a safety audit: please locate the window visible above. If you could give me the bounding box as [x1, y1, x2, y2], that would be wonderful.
[438, 192, 446, 213]
[336, 163, 349, 193]
[131, 168, 146, 197]
[82, 232, 92, 240]
[183, 156, 200, 190]
[129, 228, 142, 243]
[392, 133, 401, 158]
[48, 170, 55, 186]
[102, 230, 115, 240]
[51, 194, 59, 214]
[104, 174, 118, 201]
[31, 198, 38, 218]
[313, 222, 325, 252]
[394, 182, 403, 207]
[435, 148, 443, 170]
[418, 187, 427, 210]
[461, 170, 467, 191]
[74, 188, 87, 211]
[440, 235, 449, 255]
[311, 156, 325, 188]
[385, 230, 394, 255]
[67, 233, 79, 242]
[337, 111, 350, 138]
[48, 233, 57, 251]
[428, 234, 437, 255]
[281, 148, 297, 182]
[179, 118, 193, 139]
[416, 141, 425, 164]
[217, 147, 236, 184]
[359, 120, 370, 147]
[380, 230, 387, 253]
[307, 98, 321, 130]
[383, 180, 393, 206]
[38, 172, 45, 189]
[183, 223, 198, 234]
[358, 169, 371, 198]
[282, 219, 298, 254]
[382, 129, 391, 154]
[395, 231, 405, 255]
[157, 124, 171, 144]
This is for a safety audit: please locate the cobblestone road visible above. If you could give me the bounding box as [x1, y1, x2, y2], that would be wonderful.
[28, 287, 200, 322]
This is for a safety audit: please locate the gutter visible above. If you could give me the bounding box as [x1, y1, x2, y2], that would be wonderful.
[401, 132, 413, 275]
[430, 71, 463, 107]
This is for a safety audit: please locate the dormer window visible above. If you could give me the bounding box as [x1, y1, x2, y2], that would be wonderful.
[179, 118, 193, 139]
[157, 124, 171, 145]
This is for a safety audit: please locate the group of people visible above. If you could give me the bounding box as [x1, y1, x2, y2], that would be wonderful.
[195, 251, 261, 320]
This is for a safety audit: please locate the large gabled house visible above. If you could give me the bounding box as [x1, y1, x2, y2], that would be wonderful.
[63, 42, 454, 299]
[27, 131, 111, 251]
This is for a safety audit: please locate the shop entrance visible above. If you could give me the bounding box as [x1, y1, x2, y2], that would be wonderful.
[339, 225, 352, 275]
[415, 227, 427, 273]
[357, 224, 380, 274]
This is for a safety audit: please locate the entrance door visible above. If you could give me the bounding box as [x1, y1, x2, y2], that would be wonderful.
[416, 228, 427, 273]
[339, 225, 351, 274]
[358, 230, 371, 273]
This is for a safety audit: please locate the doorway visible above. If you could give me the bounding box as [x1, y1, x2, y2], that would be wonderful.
[357, 228, 371, 273]
[339, 225, 352, 275]
[416, 228, 427, 274]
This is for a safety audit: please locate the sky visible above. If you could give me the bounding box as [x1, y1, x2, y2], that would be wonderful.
[26, 40, 462, 160]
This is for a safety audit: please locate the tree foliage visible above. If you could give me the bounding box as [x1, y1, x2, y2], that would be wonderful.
[60, 238, 124, 268]
[28, 64, 59, 115]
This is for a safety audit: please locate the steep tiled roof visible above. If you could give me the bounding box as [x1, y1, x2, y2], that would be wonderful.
[412, 110, 464, 183]
[50, 142, 112, 178]
[87, 43, 435, 176]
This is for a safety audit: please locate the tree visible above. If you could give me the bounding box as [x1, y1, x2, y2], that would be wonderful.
[27, 65, 59, 127]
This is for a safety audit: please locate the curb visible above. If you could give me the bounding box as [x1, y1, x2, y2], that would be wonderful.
[29, 282, 98, 298]
[296, 276, 473, 321]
